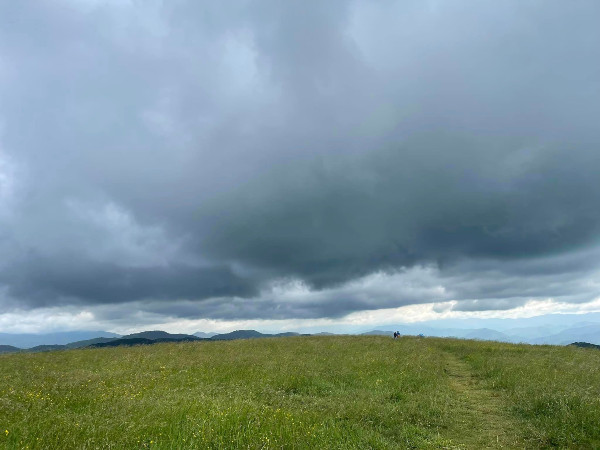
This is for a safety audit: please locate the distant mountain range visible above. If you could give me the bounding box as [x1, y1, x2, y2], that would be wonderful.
[0, 329, 304, 353]
[529, 324, 600, 345]
[194, 331, 217, 338]
[90, 336, 200, 348]
[0, 330, 200, 353]
[210, 330, 300, 340]
[127, 331, 200, 341]
[362, 322, 600, 345]
[2, 315, 600, 354]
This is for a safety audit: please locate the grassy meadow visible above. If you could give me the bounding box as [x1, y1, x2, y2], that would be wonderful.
[1, 336, 599, 449]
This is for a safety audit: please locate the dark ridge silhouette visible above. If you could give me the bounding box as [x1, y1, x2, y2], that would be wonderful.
[211, 330, 264, 340]
[125, 331, 201, 341]
[0, 345, 20, 354]
[210, 330, 300, 340]
[89, 336, 202, 348]
[66, 337, 118, 349]
[569, 342, 600, 350]
[90, 338, 156, 348]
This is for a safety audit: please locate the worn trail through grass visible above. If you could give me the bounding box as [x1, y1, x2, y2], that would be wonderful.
[442, 351, 522, 449]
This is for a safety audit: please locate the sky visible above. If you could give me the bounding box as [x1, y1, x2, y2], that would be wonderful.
[1, 0, 599, 335]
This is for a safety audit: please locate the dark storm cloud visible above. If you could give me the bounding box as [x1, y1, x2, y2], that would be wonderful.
[1, 0, 599, 321]
[0, 254, 256, 308]
[202, 136, 600, 288]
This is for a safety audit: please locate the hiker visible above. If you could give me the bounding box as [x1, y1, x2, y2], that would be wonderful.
[393, 331, 400, 339]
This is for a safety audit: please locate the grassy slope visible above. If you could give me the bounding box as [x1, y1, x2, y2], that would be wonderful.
[0, 336, 599, 449]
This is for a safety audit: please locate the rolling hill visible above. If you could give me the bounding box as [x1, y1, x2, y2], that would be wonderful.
[0, 345, 19, 354]
[210, 330, 300, 340]
[125, 330, 201, 341]
[1, 336, 599, 448]
[531, 324, 600, 345]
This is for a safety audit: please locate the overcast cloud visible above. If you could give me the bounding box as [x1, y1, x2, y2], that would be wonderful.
[1, 0, 599, 332]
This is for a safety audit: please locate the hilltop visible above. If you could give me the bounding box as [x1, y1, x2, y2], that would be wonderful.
[1, 335, 599, 448]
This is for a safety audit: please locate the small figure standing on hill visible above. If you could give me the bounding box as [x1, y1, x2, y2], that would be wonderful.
[393, 331, 400, 339]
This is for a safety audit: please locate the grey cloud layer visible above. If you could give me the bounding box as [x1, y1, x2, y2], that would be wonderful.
[1, 0, 599, 321]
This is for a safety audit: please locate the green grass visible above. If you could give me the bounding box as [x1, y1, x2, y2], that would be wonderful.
[438, 339, 600, 448]
[1, 336, 599, 449]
